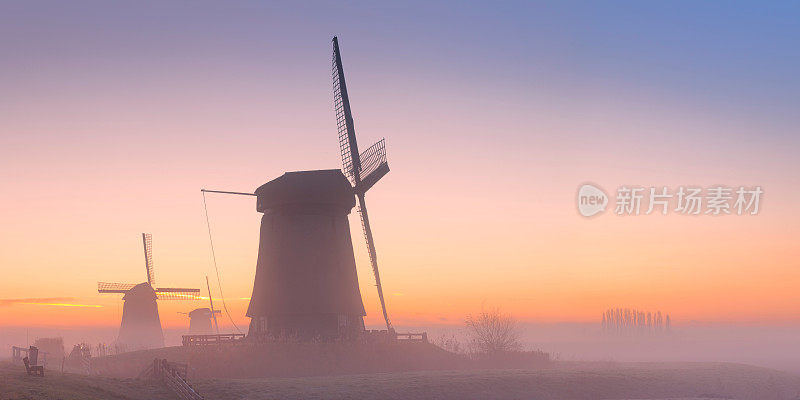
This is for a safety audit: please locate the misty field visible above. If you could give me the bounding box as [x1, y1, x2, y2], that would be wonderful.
[4, 360, 800, 400]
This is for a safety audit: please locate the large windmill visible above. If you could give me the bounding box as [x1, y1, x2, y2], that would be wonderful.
[98, 233, 201, 350]
[203, 36, 393, 339]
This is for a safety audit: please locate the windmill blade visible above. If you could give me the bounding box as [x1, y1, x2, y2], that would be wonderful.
[332, 36, 361, 185]
[356, 139, 390, 194]
[98, 282, 137, 293]
[358, 139, 386, 179]
[155, 288, 201, 300]
[142, 233, 155, 286]
[356, 194, 392, 331]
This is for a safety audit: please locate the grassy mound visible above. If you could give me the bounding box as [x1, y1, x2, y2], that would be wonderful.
[91, 341, 555, 379]
[90, 341, 478, 379]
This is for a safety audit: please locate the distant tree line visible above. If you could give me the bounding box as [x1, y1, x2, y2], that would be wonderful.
[602, 308, 671, 335]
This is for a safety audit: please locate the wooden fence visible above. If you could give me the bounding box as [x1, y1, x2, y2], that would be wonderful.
[395, 332, 428, 343]
[140, 359, 203, 400]
[11, 346, 28, 363]
[182, 333, 246, 346]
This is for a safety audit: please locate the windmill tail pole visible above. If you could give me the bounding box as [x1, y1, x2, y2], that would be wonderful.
[206, 276, 220, 334]
[357, 193, 392, 332]
[201, 190, 243, 334]
[201, 189, 256, 196]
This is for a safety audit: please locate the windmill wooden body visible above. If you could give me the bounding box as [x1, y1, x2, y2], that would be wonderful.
[98, 233, 200, 350]
[246, 169, 368, 339]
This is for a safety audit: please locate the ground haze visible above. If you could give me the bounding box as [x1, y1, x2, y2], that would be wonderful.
[4, 360, 800, 400]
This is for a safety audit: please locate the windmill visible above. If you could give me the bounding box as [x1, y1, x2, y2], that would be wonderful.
[202, 36, 393, 339]
[179, 276, 220, 335]
[179, 308, 220, 335]
[98, 233, 201, 350]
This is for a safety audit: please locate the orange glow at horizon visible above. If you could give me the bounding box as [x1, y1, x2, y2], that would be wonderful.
[2, 177, 799, 329]
[18, 303, 104, 308]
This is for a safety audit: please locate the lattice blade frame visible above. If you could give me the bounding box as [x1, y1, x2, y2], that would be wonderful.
[332, 36, 361, 185]
[358, 139, 386, 179]
[155, 288, 201, 300]
[98, 282, 137, 293]
[357, 196, 392, 331]
[142, 233, 155, 286]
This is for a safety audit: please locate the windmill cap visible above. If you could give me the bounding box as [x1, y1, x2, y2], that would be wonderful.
[122, 282, 156, 301]
[255, 169, 355, 213]
[188, 308, 212, 317]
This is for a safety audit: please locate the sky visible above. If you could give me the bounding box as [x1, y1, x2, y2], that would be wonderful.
[1, 1, 799, 332]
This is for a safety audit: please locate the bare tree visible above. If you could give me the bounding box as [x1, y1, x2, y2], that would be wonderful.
[465, 306, 521, 355]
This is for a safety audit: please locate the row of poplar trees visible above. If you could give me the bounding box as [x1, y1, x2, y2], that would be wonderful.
[602, 308, 671, 335]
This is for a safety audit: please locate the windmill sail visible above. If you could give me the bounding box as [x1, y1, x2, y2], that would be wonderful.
[332, 36, 361, 184]
[154, 288, 201, 300]
[143, 233, 155, 286]
[97, 234, 200, 300]
[98, 233, 200, 350]
[357, 139, 389, 193]
[356, 194, 391, 331]
[98, 282, 137, 293]
[332, 36, 392, 332]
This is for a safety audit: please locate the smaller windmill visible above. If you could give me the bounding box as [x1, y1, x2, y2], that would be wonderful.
[98, 233, 201, 350]
[179, 276, 220, 335]
[179, 308, 220, 335]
